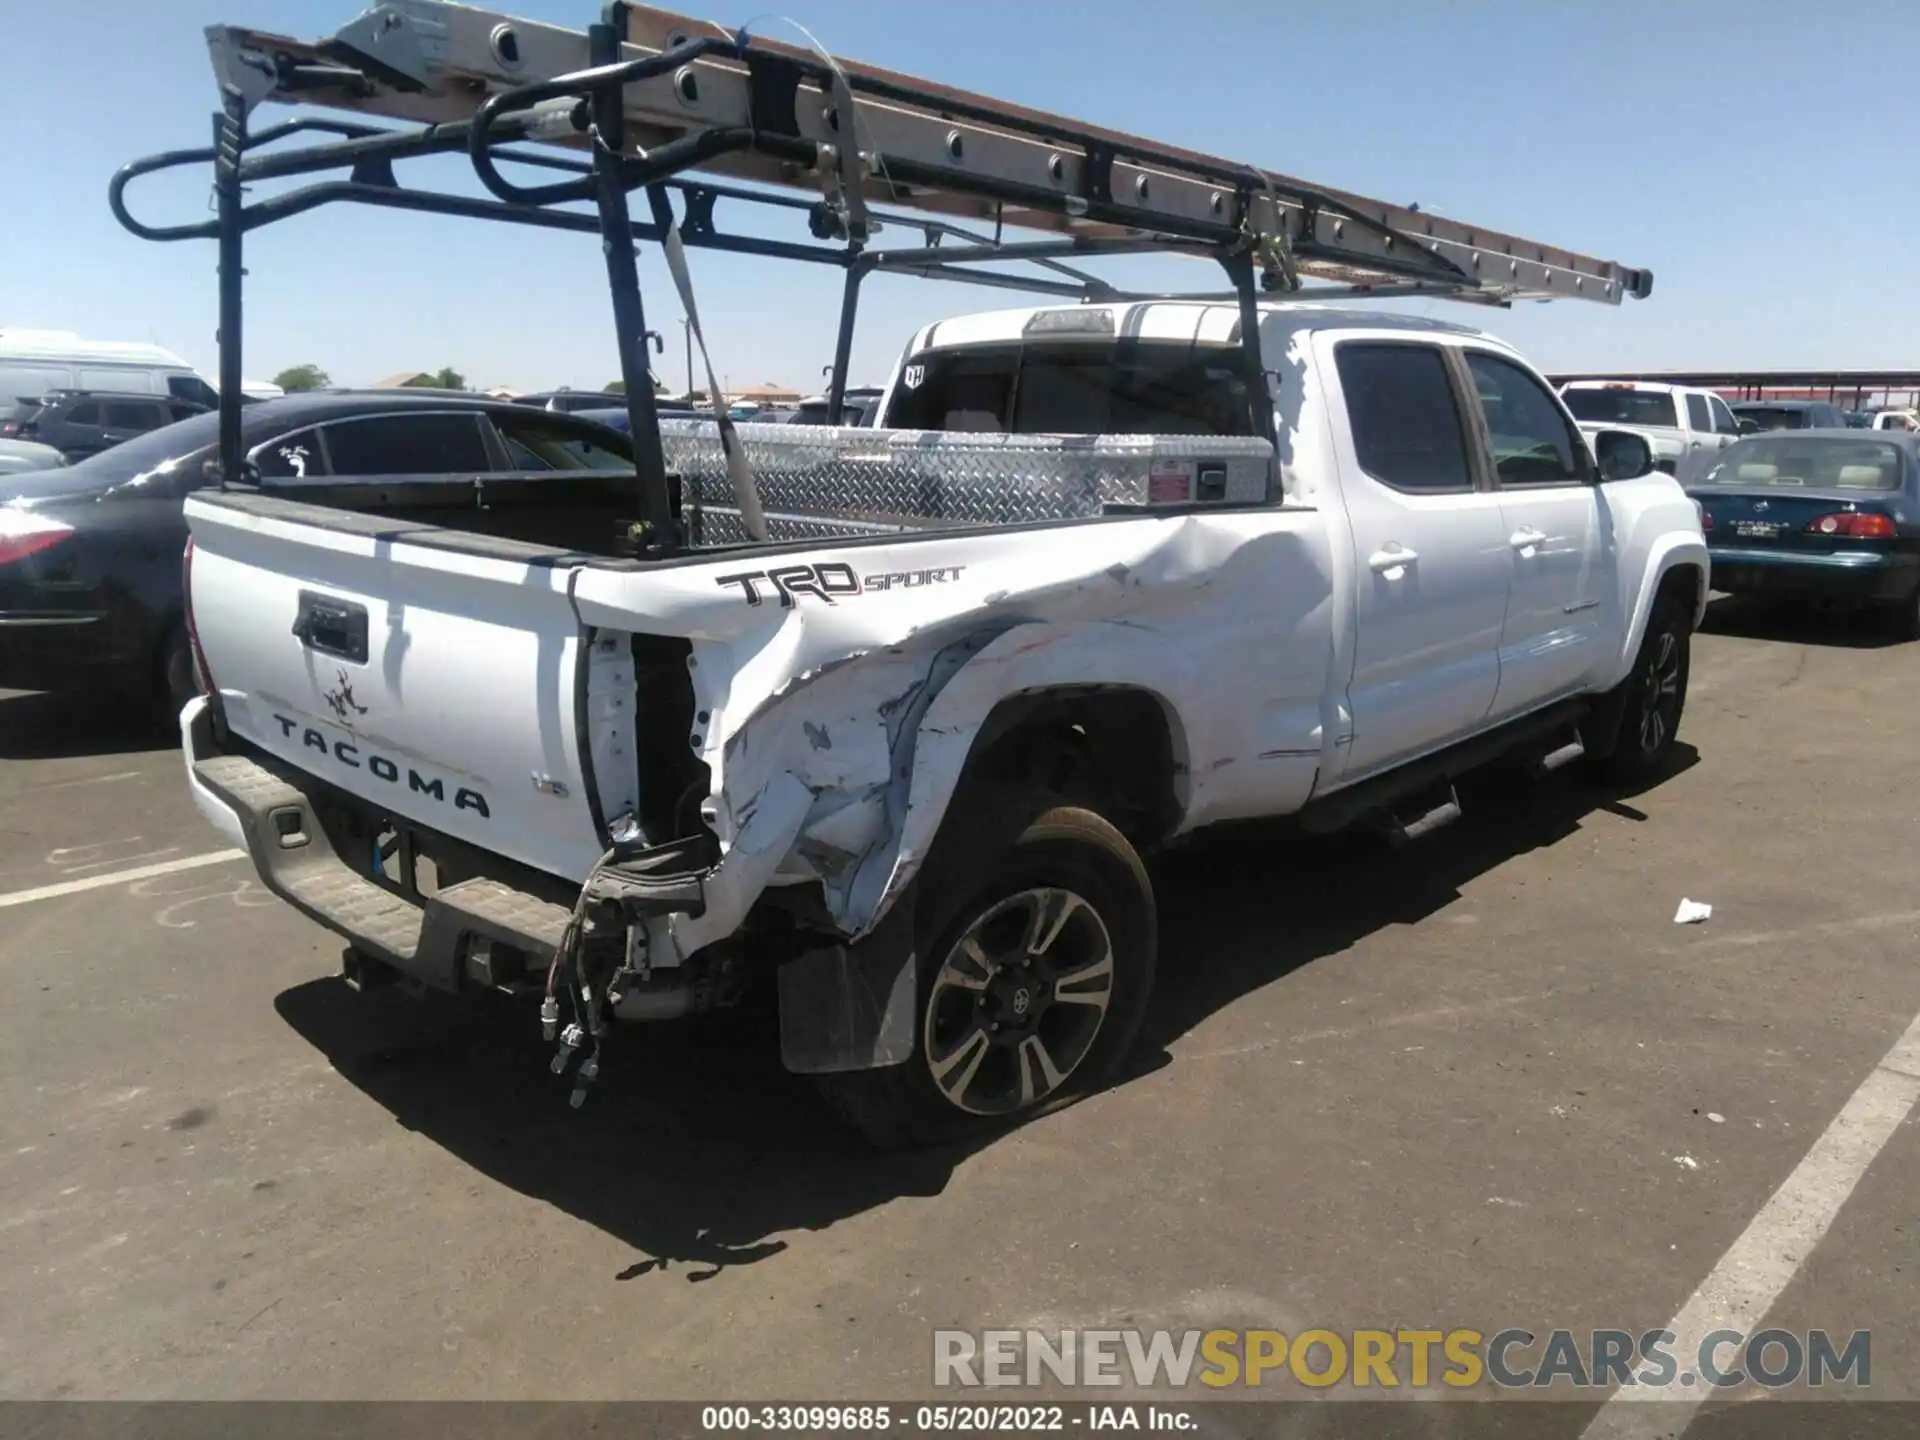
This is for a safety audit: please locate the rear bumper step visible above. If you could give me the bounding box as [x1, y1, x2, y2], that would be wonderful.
[193, 752, 575, 992]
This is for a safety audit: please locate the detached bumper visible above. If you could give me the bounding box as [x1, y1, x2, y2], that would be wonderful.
[181, 699, 574, 992]
[1706, 546, 1919, 605]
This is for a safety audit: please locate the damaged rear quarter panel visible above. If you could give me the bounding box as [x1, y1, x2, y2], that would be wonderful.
[569, 507, 1338, 959]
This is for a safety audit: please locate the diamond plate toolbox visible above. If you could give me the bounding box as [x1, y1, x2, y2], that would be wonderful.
[657, 421, 1275, 547]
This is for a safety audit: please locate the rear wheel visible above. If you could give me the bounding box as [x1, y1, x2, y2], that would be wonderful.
[1885, 584, 1920, 641]
[815, 793, 1156, 1149]
[1600, 595, 1690, 784]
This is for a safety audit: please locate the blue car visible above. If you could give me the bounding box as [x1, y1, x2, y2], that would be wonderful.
[1688, 430, 1920, 635]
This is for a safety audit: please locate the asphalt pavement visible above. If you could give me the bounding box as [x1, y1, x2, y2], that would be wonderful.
[2, 601, 1917, 1434]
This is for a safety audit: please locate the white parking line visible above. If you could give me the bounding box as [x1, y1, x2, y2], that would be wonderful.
[0, 850, 246, 909]
[1581, 1006, 1920, 1439]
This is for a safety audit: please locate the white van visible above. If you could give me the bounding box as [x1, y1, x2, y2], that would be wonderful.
[0, 330, 219, 409]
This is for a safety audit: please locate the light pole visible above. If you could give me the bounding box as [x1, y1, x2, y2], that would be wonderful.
[679, 316, 693, 400]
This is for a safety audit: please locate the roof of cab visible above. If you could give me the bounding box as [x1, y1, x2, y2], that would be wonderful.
[907, 300, 1502, 355]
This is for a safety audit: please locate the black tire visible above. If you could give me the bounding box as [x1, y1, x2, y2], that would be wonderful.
[1886, 584, 1920, 642]
[815, 790, 1157, 1149]
[1599, 594, 1690, 784]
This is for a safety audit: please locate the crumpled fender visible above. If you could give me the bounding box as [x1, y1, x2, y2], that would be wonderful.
[622, 509, 1329, 965]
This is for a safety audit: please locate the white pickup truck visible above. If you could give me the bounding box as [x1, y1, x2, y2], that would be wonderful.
[120, 0, 1702, 1147]
[1560, 380, 1743, 483]
[178, 299, 1707, 1144]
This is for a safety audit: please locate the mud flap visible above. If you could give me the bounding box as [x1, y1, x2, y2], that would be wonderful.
[777, 884, 919, 1074]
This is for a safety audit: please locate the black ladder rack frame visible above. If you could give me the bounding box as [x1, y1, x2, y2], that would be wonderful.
[112, 0, 1647, 558]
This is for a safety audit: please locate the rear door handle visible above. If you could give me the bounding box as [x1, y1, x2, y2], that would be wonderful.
[1508, 526, 1548, 550]
[292, 590, 369, 665]
[1368, 545, 1418, 574]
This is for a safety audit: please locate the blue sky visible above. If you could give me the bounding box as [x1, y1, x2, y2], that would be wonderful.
[4, 0, 1914, 394]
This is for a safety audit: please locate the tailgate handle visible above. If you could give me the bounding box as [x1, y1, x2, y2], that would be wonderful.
[292, 591, 368, 665]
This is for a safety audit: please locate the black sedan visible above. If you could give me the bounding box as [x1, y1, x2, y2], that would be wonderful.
[1688, 430, 1920, 635]
[0, 391, 632, 716]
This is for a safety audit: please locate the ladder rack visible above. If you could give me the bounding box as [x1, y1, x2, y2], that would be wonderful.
[115, 0, 1653, 557]
[200, 0, 1651, 307]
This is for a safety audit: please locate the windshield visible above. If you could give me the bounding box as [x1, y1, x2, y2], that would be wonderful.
[1561, 388, 1678, 427]
[1733, 406, 1815, 432]
[883, 340, 1257, 435]
[1700, 437, 1905, 491]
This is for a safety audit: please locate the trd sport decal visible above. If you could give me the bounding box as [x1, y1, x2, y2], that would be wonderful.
[715, 563, 967, 608]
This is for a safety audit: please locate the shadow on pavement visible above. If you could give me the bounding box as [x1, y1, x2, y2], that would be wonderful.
[275, 976, 969, 1283]
[0, 689, 176, 761]
[1698, 593, 1906, 650]
[276, 746, 1698, 1283]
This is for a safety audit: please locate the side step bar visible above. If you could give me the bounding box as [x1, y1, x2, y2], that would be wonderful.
[1301, 698, 1592, 839]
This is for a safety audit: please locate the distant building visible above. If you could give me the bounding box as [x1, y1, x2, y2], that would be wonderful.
[732, 382, 800, 406]
[368, 371, 432, 389]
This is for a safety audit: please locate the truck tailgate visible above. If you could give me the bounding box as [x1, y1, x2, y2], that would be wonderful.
[185, 494, 608, 882]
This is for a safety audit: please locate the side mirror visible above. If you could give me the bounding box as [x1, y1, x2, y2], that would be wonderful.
[1593, 429, 1654, 481]
[1737, 418, 1759, 436]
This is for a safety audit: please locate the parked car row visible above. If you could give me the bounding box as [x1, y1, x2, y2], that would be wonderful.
[0, 391, 634, 715]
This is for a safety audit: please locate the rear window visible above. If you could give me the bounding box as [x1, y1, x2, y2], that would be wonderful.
[882, 341, 1256, 436]
[1734, 406, 1813, 432]
[1701, 438, 1904, 491]
[62, 401, 101, 426]
[1561, 387, 1678, 427]
[492, 412, 631, 471]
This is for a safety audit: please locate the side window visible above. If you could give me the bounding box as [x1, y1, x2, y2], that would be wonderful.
[251, 427, 329, 479]
[320, 413, 490, 476]
[104, 400, 162, 431]
[490, 412, 631, 471]
[1464, 351, 1589, 486]
[1333, 342, 1473, 493]
[1685, 394, 1712, 433]
[1707, 395, 1739, 435]
[63, 401, 102, 427]
[167, 374, 220, 409]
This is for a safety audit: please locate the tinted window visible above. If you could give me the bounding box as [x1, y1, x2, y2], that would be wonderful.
[1014, 347, 1252, 435]
[883, 346, 1018, 432]
[1734, 406, 1811, 432]
[104, 400, 162, 430]
[252, 427, 328, 479]
[491, 412, 631, 471]
[62, 401, 101, 426]
[1561, 387, 1679, 427]
[1686, 394, 1712, 432]
[169, 403, 202, 423]
[1467, 352, 1586, 486]
[881, 341, 1256, 436]
[1700, 438, 1904, 492]
[321, 412, 490, 475]
[1708, 395, 1739, 435]
[1336, 343, 1472, 493]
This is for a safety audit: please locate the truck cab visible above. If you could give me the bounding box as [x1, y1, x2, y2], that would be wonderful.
[1559, 380, 1741, 482]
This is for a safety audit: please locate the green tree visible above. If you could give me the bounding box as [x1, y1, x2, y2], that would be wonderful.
[405, 367, 466, 390]
[604, 379, 626, 395]
[272, 363, 330, 391]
